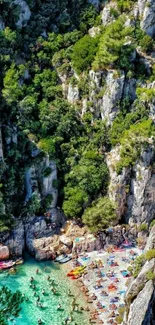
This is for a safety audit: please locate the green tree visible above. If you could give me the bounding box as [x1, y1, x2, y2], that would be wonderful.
[93, 16, 134, 70]
[82, 197, 117, 232]
[71, 34, 98, 74]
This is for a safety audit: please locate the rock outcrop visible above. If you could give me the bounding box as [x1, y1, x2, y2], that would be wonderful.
[107, 145, 155, 225]
[123, 225, 155, 325]
[25, 155, 58, 209]
[0, 245, 9, 260]
[14, 0, 31, 28]
[137, 0, 155, 37]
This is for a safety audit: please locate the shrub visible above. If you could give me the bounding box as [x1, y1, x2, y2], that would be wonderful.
[145, 249, 155, 261]
[150, 219, 155, 229]
[132, 254, 146, 277]
[82, 197, 117, 232]
[136, 88, 155, 102]
[139, 35, 154, 53]
[115, 307, 125, 324]
[116, 120, 155, 174]
[138, 223, 148, 232]
[146, 270, 155, 281]
[43, 167, 52, 177]
[93, 16, 134, 70]
[117, 0, 134, 12]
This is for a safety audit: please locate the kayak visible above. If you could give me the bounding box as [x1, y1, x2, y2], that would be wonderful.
[67, 266, 86, 276]
[59, 256, 72, 264]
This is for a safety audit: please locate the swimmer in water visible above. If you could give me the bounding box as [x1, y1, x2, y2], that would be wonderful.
[57, 304, 62, 310]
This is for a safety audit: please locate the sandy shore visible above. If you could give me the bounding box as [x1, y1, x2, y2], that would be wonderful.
[61, 245, 143, 325]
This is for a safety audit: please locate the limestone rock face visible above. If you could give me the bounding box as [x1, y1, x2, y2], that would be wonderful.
[0, 246, 9, 260]
[88, 70, 129, 125]
[100, 71, 125, 125]
[106, 147, 131, 219]
[25, 155, 58, 209]
[123, 226, 155, 325]
[25, 210, 66, 260]
[145, 225, 155, 251]
[14, 0, 31, 28]
[126, 147, 155, 225]
[107, 145, 155, 225]
[125, 258, 155, 304]
[42, 157, 58, 209]
[67, 83, 79, 103]
[127, 280, 154, 325]
[138, 0, 155, 37]
[5, 220, 25, 257]
[101, 2, 117, 26]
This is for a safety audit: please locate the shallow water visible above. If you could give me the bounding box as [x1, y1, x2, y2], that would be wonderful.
[0, 253, 90, 325]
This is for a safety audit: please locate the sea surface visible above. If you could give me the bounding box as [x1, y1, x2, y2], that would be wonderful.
[0, 253, 90, 325]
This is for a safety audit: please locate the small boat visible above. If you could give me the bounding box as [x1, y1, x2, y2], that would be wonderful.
[59, 256, 72, 264]
[0, 260, 15, 269]
[55, 254, 67, 262]
[15, 258, 24, 265]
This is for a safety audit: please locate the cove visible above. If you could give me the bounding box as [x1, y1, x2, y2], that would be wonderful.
[0, 253, 90, 325]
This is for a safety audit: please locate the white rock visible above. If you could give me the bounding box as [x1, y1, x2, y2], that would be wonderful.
[14, 0, 31, 28]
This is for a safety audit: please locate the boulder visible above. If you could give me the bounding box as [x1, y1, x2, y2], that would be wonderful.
[59, 235, 73, 248]
[0, 246, 9, 260]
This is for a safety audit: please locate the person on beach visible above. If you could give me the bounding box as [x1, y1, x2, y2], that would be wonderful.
[36, 269, 39, 274]
[30, 276, 34, 282]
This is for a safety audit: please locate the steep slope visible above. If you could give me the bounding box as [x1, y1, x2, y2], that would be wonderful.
[0, 0, 154, 237]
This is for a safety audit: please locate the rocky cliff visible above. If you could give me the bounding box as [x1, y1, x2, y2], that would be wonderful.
[123, 225, 155, 325]
[0, 0, 155, 253]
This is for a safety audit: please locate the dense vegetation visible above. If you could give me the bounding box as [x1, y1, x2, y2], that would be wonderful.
[0, 0, 155, 232]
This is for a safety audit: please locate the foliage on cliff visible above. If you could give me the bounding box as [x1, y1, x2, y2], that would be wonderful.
[0, 0, 155, 231]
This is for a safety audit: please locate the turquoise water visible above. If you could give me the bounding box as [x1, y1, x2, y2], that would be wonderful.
[0, 254, 90, 325]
